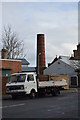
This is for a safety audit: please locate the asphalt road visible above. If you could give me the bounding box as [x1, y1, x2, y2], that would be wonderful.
[1, 91, 79, 119]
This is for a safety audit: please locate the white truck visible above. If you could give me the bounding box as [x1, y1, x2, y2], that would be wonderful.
[6, 72, 67, 99]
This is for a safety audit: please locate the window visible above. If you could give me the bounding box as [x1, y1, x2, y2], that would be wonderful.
[2, 69, 10, 77]
[8, 74, 26, 83]
[58, 62, 60, 64]
[17, 74, 26, 82]
[8, 75, 17, 83]
[27, 75, 34, 81]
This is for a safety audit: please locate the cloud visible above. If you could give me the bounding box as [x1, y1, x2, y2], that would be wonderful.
[1, 0, 79, 2]
[2, 2, 78, 66]
[0, 2, 3, 58]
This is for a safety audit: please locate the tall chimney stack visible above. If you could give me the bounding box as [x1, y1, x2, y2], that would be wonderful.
[37, 34, 46, 75]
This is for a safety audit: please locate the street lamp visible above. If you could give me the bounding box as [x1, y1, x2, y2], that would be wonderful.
[38, 52, 41, 75]
[36, 52, 41, 89]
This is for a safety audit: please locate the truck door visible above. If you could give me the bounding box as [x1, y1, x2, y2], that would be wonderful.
[26, 74, 37, 94]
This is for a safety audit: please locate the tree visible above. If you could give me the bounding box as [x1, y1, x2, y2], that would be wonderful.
[2, 25, 25, 59]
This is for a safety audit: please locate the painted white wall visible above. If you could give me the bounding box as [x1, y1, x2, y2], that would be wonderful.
[44, 59, 77, 76]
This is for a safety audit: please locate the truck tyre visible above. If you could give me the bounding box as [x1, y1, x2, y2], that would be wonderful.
[30, 90, 36, 99]
[52, 87, 59, 96]
[52, 89, 56, 96]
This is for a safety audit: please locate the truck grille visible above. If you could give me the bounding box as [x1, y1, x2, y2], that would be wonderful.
[7, 85, 24, 90]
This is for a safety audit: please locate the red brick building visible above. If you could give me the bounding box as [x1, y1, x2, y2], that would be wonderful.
[0, 59, 21, 95]
[76, 68, 80, 87]
[73, 44, 80, 60]
[72, 44, 80, 87]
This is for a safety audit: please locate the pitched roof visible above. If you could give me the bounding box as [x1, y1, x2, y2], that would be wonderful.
[15, 58, 30, 65]
[59, 56, 80, 69]
[22, 66, 36, 72]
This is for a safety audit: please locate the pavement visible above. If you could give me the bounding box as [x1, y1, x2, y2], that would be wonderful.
[0, 88, 78, 100]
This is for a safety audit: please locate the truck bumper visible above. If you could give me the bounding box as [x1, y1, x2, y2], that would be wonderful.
[6, 90, 26, 95]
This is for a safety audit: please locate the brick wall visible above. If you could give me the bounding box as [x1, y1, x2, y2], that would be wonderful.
[73, 44, 80, 60]
[0, 59, 21, 95]
[73, 50, 78, 60]
[0, 60, 2, 77]
[50, 75, 69, 89]
[77, 44, 80, 59]
[39, 75, 49, 81]
[0, 60, 2, 68]
[2, 59, 21, 74]
[0, 70, 2, 78]
[2, 77, 8, 95]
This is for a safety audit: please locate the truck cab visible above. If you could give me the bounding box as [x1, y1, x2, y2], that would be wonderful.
[6, 72, 37, 98]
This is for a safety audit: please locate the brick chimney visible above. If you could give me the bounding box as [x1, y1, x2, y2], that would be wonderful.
[1, 48, 8, 59]
[36, 34, 46, 75]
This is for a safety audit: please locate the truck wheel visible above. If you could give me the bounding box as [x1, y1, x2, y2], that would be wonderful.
[52, 88, 58, 96]
[52, 90, 56, 96]
[30, 90, 36, 99]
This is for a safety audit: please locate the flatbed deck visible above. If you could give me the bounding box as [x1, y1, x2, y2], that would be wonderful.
[39, 79, 67, 88]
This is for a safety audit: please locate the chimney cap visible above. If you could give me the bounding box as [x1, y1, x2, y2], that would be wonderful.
[37, 34, 44, 36]
[2, 48, 8, 52]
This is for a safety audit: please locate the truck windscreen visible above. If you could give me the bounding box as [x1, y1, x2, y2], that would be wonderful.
[8, 74, 26, 83]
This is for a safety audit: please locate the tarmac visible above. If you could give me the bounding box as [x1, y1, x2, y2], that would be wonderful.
[0, 88, 79, 100]
[62, 88, 78, 93]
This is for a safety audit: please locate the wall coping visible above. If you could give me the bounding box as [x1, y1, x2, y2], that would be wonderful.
[0, 59, 21, 62]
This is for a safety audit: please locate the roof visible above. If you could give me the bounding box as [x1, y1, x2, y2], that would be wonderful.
[21, 66, 36, 72]
[0, 58, 29, 65]
[59, 56, 80, 69]
[15, 58, 30, 65]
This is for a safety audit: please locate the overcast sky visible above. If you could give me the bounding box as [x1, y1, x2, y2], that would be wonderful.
[1, 1, 78, 66]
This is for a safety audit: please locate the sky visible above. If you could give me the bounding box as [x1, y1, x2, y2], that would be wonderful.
[0, 1, 78, 67]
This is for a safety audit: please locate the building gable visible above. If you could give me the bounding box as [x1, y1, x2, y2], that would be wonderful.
[44, 59, 76, 76]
